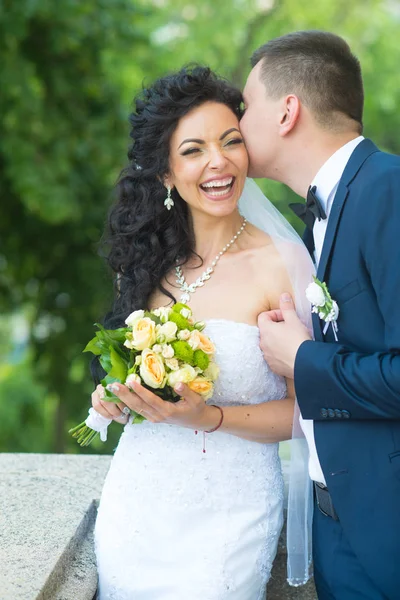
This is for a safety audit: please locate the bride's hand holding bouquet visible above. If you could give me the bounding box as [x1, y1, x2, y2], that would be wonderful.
[69, 303, 219, 446]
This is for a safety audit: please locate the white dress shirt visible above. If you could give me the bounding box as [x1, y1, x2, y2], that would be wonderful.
[299, 135, 364, 485]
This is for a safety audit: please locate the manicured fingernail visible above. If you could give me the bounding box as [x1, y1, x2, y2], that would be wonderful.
[175, 383, 184, 393]
[107, 383, 119, 393]
[281, 293, 292, 303]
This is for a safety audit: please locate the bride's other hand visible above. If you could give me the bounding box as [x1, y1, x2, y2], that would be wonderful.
[92, 384, 129, 423]
[106, 381, 221, 431]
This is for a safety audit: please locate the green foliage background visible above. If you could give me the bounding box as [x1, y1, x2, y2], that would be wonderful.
[1, 0, 399, 454]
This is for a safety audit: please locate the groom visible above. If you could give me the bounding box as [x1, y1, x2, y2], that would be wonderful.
[241, 31, 400, 599]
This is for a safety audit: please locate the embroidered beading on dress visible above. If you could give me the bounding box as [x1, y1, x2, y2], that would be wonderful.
[95, 319, 287, 599]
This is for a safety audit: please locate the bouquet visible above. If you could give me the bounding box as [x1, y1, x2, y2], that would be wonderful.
[69, 303, 219, 446]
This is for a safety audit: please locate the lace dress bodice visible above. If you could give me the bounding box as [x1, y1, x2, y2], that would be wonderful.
[205, 319, 287, 406]
[95, 319, 287, 600]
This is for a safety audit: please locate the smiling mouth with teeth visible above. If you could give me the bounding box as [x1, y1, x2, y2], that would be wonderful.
[200, 177, 235, 196]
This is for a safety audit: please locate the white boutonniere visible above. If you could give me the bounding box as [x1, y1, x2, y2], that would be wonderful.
[306, 276, 339, 341]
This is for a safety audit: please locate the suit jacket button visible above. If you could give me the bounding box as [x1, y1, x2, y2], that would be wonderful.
[320, 408, 328, 418]
[328, 409, 335, 418]
[334, 409, 342, 419]
[342, 410, 350, 419]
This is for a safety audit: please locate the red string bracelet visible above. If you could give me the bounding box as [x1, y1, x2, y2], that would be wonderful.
[204, 405, 224, 434]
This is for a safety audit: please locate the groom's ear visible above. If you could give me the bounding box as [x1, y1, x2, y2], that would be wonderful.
[278, 95, 300, 137]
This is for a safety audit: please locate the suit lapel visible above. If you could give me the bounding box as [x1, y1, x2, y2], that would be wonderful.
[316, 139, 380, 283]
[316, 184, 349, 281]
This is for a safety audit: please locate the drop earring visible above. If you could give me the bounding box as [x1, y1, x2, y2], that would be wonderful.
[164, 186, 174, 210]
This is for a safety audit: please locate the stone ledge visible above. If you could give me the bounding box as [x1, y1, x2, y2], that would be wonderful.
[0, 453, 110, 600]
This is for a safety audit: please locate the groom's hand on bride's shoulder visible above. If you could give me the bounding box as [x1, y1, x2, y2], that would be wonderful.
[258, 293, 311, 378]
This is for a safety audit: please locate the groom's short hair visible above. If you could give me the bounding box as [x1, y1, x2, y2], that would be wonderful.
[251, 31, 364, 133]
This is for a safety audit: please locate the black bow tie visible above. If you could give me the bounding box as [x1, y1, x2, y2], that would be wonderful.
[289, 186, 327, 230]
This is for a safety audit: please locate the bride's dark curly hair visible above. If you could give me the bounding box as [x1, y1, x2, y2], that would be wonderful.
[91, 66, 243, 383]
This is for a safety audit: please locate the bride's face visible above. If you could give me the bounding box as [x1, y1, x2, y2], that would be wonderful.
[166, 101, 248, 218]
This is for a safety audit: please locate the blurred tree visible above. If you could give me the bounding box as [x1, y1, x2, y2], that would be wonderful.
[1, 0, 399, 453]
[0, 0, 148, 452]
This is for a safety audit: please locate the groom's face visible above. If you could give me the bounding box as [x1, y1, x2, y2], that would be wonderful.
[241, 61, 280, 178]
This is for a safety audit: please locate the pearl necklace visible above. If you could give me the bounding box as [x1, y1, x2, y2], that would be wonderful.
[175, 218, 247, 304]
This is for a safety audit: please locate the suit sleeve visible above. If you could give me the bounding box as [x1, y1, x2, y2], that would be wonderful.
[295, 166, 400, 420]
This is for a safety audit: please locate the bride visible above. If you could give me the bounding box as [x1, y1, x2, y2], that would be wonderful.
[92, 66, 313, 599]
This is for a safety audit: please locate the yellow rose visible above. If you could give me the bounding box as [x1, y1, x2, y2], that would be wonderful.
[139, 348, 166, 389]
[168, 364, 197, 387]
[131, 317, 157, 350]
[188, 377, 214, 400]
[189, 330, 215, 355]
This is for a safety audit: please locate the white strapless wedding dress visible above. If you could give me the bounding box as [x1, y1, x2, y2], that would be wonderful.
[95, 319, 287, 599]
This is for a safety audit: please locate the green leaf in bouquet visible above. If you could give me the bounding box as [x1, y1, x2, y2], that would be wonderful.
[83, 336, 103, 355]
[94, 324, 129, 344]
[93, 324, 130, 358]
[132, 412, 146, 424]
[99, 352, 113, 374]
[109, 347, 128, 382]
[144, 311, 162, 325]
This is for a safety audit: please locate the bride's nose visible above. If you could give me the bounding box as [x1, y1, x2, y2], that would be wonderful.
[208, 147, 228, 170]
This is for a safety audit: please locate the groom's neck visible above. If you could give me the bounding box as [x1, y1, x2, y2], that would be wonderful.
[276, 130, 361, 198]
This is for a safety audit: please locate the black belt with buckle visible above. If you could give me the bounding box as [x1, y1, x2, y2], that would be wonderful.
[314, 482, 339, 521]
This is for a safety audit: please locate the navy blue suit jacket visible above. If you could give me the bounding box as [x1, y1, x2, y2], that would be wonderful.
[295, 139, 400, 597]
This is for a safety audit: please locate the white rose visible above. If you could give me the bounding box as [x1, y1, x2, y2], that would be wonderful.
[178, 329, 191, 341]
[167, 364, 197, 387]
[125, 373, 141, 388]
[188, 329, 200, 350]
[204, 362, 220, 381]
[165, 358, 179, 371]
[140, 348, 166, 389]
[180, 308, 192, 319]
[152, 306, 172, 323]
[125, 309, 145, 326]
[305, 282, 326, 307]
[157, 321, 178, 343]
[130, 317, 157, 350]
[162, 344, 174, 359]
[152, 344, 163, 354]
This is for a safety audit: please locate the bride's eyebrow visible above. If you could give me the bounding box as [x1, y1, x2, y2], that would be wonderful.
[178, 128, 241, 149]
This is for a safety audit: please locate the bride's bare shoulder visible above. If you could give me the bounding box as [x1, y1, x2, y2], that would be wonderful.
[245, 223, 303, 264]
[244, 223, 313, 308]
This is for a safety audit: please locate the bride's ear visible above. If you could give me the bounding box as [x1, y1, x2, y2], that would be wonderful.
[278, 95, 300, 137]
[160, 173, 174, 191]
